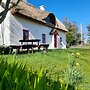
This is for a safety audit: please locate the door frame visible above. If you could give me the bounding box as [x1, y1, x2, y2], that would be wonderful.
[54, 31, 58, 48]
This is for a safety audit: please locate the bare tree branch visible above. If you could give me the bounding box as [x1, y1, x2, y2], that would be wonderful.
[0, 0, 2, 4]
[9, 0, 21, 10]
[0, 0, 21, 24]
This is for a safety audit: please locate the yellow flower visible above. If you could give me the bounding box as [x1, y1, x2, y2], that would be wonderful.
[59, 79, 63, 83]
[76, 52, 80, 56]
[76, 63, 79, 66]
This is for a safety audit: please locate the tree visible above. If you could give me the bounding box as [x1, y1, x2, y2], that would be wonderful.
[0, 0, 21, 24]
[63, 18, 81, 47]
[87, 24, 90, 44]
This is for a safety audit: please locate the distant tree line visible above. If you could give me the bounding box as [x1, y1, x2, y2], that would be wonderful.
[63, 18, 82, 47]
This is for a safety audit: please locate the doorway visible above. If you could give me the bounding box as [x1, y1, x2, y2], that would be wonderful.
[54, 31, 58, 48]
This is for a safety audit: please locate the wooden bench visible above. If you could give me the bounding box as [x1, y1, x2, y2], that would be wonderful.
[21, 44, 38, 53]
[38, 44, 49, 51]
[21, 44, 38, 49]
[10, 44, 38, 54]
[10, 45, 21, 54]
[9, 43, 49, 54]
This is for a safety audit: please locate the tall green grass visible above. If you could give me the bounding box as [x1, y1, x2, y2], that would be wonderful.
[0, 58, 65, 90]
[0, 54, 83, 90]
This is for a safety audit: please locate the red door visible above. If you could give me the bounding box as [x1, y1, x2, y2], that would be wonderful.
[54, 31, 58, 48]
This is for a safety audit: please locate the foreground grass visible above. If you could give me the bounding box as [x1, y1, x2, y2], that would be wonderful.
[0, 48, 90, 90]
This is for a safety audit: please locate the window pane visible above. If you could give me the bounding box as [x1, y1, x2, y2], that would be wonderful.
[23, 30, 29, 40]
[42, 34, 46, 43]
[60, 37, 62, 45]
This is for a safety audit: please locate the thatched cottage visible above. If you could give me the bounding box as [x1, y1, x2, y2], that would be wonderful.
[0, 0, 68, 49]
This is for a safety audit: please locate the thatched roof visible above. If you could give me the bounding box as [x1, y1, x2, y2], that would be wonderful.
[55, 18, 68, 31]
[11, 1, 68, 32]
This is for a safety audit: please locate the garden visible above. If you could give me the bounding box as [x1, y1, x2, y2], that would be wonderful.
[0, 48, 90, 90]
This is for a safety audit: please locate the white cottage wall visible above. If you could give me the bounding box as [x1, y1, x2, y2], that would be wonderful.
[58, 30, 66, 49]
[0, 6, 3, 45]
[0, 10, 66, 49]
[0, 24, 2, 45]
[9, 13, 23, 45]
[1, 11, 11, 46]
[14, 15, 54, 49]
[0, 11, 23, 46]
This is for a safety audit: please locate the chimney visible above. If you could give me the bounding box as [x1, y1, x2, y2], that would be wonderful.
[39, 5, 45, 11]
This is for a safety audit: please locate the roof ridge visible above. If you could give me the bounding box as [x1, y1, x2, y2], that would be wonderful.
[21, 0, 50, 14]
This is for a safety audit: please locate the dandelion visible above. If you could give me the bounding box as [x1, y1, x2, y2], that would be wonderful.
[59, 78, 64, 88]
[76, 63, 79, 66]
[76, 52, 80, 57]
[59, 78, 64, 84]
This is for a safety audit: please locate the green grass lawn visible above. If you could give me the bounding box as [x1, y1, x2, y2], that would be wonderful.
[0, 48, 90, 90]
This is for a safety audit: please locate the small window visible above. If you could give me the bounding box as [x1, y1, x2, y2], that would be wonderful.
[23, 30, 29, 40]
[42, 34, 46, 43]
[60, 37, 62, 45]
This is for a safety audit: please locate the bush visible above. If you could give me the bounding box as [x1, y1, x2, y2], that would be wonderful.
[65, 52, 83, 90]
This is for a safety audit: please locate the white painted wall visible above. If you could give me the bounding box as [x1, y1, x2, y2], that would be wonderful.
[0, 24, 2, 45]
[9, 13, 23, 45]
[2, 12, 10, 46]
[0, 11, 22, 46]
[0, 6, 11, 46]
[14, 15, 54, 49]
[0, 6, 3, 45]
[58, 30, 66, 49]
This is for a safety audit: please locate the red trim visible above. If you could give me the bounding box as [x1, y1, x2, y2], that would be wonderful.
[54, 31, 58, 48]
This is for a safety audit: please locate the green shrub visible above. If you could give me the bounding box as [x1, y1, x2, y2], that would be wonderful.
[65, 52, 83, 90]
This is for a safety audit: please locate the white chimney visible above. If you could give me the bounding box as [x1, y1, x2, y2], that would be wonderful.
[39, 5, 45, 11]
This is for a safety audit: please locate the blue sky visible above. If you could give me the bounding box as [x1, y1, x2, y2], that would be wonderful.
[27, 0, 90, 41]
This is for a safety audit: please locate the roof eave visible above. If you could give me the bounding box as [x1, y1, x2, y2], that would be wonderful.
[12, 12, 55, 28]
[55, 27, 68, 32]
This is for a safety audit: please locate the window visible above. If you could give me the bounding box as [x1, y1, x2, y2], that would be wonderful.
[23, 30, 29, 40]
[60, 37, 62, 45]
[44, 13, 55, 25]
[42, 34, 46, 43]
